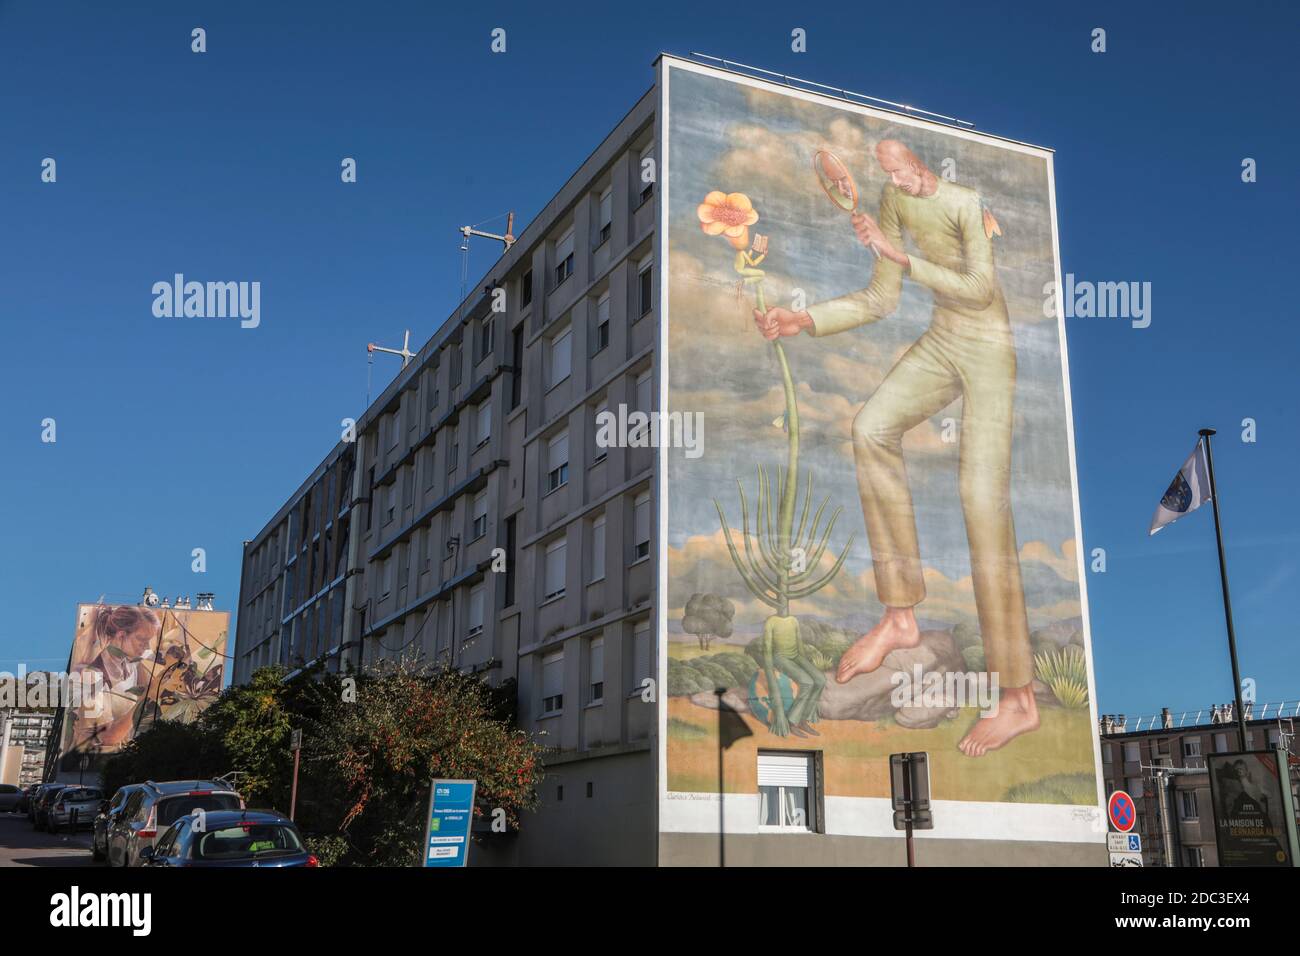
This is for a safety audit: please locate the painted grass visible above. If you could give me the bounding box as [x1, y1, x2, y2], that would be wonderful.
[666, 695, 1097, 804]
[667, 640, 749, 661]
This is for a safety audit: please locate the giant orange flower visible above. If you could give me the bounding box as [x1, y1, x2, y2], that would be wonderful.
[698, 191, 759, 249]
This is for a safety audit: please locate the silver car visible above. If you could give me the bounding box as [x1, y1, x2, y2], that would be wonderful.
[93, 784, 146, 862]
[106, 780, 243, 868]
[0, 784, 22, 812]
[47, 787, 104, 831]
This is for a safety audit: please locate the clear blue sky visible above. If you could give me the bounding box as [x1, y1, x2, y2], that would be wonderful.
[1, 0, 1296, 720]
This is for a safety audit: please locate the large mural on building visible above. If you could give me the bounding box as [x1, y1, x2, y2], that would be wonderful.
[56, 603, 229, 761]
[659, 59, 1101, 830]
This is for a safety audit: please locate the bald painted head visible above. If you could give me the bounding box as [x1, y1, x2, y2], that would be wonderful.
[875, 139, 936, 197]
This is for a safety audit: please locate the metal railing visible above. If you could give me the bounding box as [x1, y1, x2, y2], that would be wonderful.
[1100, 701, 1300, 734]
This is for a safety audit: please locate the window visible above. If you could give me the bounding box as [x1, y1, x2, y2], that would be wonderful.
[1214, 732, 1229, 753]
[475, 401, 491, 449]
[520, 269, 533, 308]
[592, 399, 609, 464]
[554, 228, 574, 286]
[542, 651, 563, 715]
[549, 328, 572, 386]
[544, 538, 566, 601]
[633, 492, 650, 561]
[1268, 728, 1281, 748]
[637, 261, 653, 317]
[1126, 776, 1143, 799]
[468, 582, 485, 636]
[386, 411, 400, 450]
[503, 515, 517, 607]
[1102, 743, 1113, 763]
[1185, 846, 1203, 867]
[638, 147, 655, 205]
[631, 619, 650, 691]
[593, 293, 610, 353]
[634, 369, 653, 443]
[381, 557, 394, 598]
[1180, 790, 1199, 820]
[510, 326, 523, 410]
[1123, 742, 1141, 763]
[546, 431, 569, 493]
[384, 483, 396, 524]
[444, 346, 460, 391]
[589, 637, 604, 703]
[1183, 737, 1202, 758]
[471, 490, 488, 540]
[597, 187, 612, 244]
[480, 316, 495, 361]
[757, 752, 815, 831]
[590, 515, 606, 583]
[447, 438, 458, 475]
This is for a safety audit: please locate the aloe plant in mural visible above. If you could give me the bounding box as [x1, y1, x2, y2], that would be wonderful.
[698, 191, 854, 738]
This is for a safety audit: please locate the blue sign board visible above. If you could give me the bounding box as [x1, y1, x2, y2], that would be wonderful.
[422, 779, 477, 867]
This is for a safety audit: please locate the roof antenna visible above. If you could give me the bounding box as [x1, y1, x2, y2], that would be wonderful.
[458, 212, 515, 305]
[367, 330, 415, 369]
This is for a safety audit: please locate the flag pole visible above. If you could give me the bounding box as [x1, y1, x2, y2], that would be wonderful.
[1198, 428, 1249, 752]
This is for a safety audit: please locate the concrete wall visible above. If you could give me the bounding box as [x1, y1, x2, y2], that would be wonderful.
[475, 749, 656, 866]
[661, 831, 1107, 866]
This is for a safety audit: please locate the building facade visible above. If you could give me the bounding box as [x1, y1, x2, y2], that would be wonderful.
[0, 711, 54, 787]
[1098, 706, 1299, 867]
[233, 55, 1107, 865]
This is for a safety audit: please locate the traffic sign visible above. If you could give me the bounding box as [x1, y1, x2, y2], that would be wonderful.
[1107, 832, 1142, 853]
[1109, 851, 1143, 867]
[1108, 790, 1136, 832]
[422, 779, 477, 867]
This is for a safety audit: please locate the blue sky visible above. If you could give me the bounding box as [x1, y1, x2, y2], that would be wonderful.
[1, 0, 1296, 721]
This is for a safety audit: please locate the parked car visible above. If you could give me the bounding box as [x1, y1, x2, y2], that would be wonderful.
[48, 787, 104, 831]
[106, 780, 243, 868]
[142, 810, 318, 868]
[27, 783, 66, 825]
[15, 784, 40, 814]
[33, 784, 73, 830]
[0, 784, 22, 812]
[92, 784, 147, 862]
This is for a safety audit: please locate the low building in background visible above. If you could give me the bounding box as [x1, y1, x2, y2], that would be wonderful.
[1098, 702, 1300, 866]
[0, 710, 54, 787]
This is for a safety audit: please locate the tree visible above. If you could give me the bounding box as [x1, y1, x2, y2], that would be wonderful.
[681, 593, 736, 651]
[301, 658, 545, 867]
[196, 665, 299, 810]
[101, 719, 226, 797]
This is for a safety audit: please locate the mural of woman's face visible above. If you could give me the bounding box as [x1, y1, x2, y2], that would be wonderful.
[96, 607, 158, 660]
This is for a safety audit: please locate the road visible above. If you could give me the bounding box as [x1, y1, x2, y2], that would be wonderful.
[0, 811, 96, 867]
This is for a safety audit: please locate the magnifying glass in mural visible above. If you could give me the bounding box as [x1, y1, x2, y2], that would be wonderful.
[812, 148, 880, 259]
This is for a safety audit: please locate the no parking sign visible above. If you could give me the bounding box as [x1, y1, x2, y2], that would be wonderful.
[1108, 790, 1136, 833]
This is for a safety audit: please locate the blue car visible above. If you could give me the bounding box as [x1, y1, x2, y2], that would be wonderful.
[141, 810, 319, 868]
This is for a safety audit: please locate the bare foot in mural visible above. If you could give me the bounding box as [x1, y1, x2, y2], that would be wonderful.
[835, 606, 920, 683]
[958, 684, 1039, 757]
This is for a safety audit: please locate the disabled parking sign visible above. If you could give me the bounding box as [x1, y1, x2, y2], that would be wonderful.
[422, 779, 477, 867]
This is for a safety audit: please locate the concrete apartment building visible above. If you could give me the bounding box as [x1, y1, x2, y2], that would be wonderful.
[234, 55, 1108, 865]
[0, 711, 54, 787]
[234, 74, 660, 865]
[1098, 705, 1299, 867]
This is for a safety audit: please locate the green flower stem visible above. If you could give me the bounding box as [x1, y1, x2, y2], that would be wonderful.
[753, 279, 798, 616]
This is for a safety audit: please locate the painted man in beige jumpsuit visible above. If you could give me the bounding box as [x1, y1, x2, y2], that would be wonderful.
[755, 140, 1038, 756]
